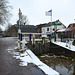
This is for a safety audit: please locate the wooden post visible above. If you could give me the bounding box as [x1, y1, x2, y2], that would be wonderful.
[42, 37, 45, 44]
[42, 35, 47, 44]
[32, 34, 35, 45]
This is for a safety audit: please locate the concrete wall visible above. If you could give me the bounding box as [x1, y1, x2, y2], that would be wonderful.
[26, 42, 75, 58]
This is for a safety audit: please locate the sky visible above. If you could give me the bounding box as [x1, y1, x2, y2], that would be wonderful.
[8, 0, 75, 27]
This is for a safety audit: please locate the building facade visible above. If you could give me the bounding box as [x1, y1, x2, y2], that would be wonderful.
[41, 20, 66, 36]
[66, 23, 75, 38]
[57, 23, 75, 39]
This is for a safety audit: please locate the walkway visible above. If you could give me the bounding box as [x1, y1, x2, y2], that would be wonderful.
[0, 37, 46, 75]
[51, 38, 75, 51]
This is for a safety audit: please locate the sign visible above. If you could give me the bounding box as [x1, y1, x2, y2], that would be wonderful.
[18, 29, 21, 33]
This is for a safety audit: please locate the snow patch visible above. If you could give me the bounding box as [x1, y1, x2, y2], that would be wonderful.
[7, 38, 59, 75]
[52, 40, 75, 51]
[13, 49, 59, 75]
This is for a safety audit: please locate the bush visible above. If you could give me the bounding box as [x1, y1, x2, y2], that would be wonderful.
[72, 40, 75, 46]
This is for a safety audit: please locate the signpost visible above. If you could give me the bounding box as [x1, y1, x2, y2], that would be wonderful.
[18, 8, 22, 49]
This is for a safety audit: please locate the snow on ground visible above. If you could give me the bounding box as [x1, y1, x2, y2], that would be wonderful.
[14, 49, 59, 75]
[7, 39, 60, 75]
[52, 39, 75, 51]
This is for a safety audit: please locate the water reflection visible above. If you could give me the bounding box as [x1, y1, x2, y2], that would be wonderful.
[39, 54, 75, 75]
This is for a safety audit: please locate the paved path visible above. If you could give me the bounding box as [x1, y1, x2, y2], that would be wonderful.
[0, 37, 45, 75]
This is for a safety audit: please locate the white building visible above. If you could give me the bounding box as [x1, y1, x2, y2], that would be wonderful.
[42, 20, 66, 36]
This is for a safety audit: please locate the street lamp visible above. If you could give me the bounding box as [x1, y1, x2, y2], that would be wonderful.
[54, 22, 57, 42]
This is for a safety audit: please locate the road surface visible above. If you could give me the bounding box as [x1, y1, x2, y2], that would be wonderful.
[0, 37, 46, 75]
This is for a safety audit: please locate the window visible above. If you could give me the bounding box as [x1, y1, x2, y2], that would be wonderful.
[70, 24, 73, 28]
[47, 28, 49, 31]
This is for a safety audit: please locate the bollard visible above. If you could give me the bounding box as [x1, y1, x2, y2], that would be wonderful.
[18, 33, 20, 40]
[22, 38, 27, 50]
[20, 34, 22, 41]
[29, 34, 31, 41]
[66, 40, 68, 47]
[61, 32, 63, 42]
[49, 34, 51, 41]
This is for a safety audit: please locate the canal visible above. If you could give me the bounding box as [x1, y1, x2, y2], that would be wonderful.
[27, 42, 75, 75]
[38, 53, 75, 75]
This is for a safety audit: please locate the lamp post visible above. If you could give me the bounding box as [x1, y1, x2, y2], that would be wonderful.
[54, 28, 56, 42]
[54, 22, 62, 42]
[50, 9, 52, 41]
[54, 22, 57, 42]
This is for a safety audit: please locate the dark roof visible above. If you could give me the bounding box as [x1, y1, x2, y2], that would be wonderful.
[68, 23, 75, 28]
[19, 25, 37, 33]
[67, 23, 75, 32]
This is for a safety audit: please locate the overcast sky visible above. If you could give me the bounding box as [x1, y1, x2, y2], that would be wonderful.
[8, 0, 75, 27]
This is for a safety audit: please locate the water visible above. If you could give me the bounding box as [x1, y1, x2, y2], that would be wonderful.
[39, 54, 75, 75]
[29, 64, 46, 75]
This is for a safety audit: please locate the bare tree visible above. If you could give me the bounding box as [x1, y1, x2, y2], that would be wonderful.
[21, 15, 29, 25]
[6, 23, 12, 30]
[0, 0, 11, 25]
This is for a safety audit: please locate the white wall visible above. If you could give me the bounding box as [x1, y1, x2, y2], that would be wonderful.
[42, 26, 54, 35]
[42, 25, 65, 35]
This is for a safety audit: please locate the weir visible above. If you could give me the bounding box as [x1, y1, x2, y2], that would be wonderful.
[18, 32, 75, 58]
[17, 33, 60, 75]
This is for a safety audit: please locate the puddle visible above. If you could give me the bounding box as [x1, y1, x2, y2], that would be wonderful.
[39, 54, 75, 75]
